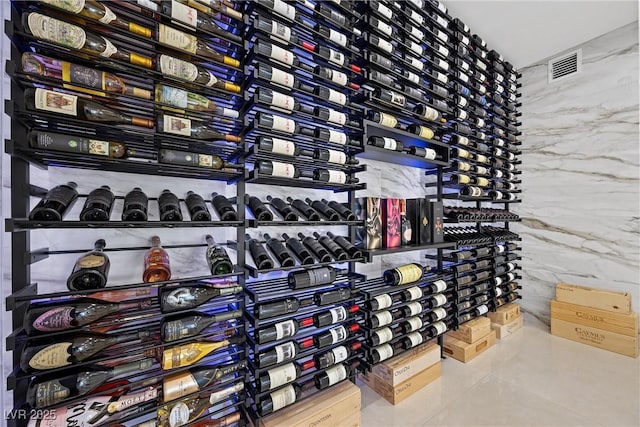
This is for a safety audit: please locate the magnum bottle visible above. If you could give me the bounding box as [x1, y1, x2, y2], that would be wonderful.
[312, 234, 348, 261]
[305, 198, 339, 221]
[156, 54, 241, 93]
[255, 297, 300, 320]
[157, 115, 241, 142]
[29, 182, 78, 221]
[314, 341, 361, 370]
[282, 233, 314, 265]
[264, 233, 295, 267]
[383, 263, 425, 285]
[268, 196, 298, 221]
[161, 309, 242, 342]
[160, 284, 243, 313]
[156, 23, 240, 67]
[248, 196, 273, 222]
[21, 330, 149, 372]
[326, 232, 362, 259]
[185, 192, 211, 221]
[257, 360, 314, 393]
[298, 232, 332, 263]
[321, 199, 356, 221]
[162, 360, 247, 402]
[158, 189, 183, 221]
[205, 235, 233, 275]
[24, 298, 152, 335]
[22, 53, 152, 99]
[122, 187, 148, 221]
[144, 236, 171, 282]
[286, 197, 319, 221]
[246, 234, 274, 270]
[67, 239, 110, 291]
[79, 186, 114, 221]
[27, 358, 153, 408]
[161, 336, 244, 370]
[211, 193, 238, 221]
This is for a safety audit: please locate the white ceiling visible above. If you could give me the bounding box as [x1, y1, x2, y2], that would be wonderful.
[443, 1, 639, 69]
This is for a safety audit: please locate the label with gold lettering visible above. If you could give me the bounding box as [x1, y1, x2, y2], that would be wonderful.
[159, 24, 198, 54]
[29, 342, 73, 370]
[77, 254, 105, 268]
[98, 4, 117, 24]
[162, 371, 199, 402]
[35, 379, 71, 408]
[34, 88, 78, 116]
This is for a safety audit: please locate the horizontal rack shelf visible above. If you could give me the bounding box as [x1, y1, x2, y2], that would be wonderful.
[246, 170, 366, 192]
[245, 256, 367, 278]
[6, 219, 243, 231]
[247, 218, 363, 227]
[364, 242, 457, 260]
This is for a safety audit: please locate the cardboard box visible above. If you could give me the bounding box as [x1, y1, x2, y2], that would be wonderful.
[382, 198, 401, 248]
[492, 315, 524, 339]
[556, 283, 632, 314]
[551, 300, 638, 337]
[371, 342, 440, 386]
[443, 329, 497, 362]
[399, 199, 412, 246]
[429, 200, 444, 243]
[354, 197, 382, 250]
[360, 361, 441, 405]
[551, 318, 638, 358]
[488, 303, 521, 325]
[405, 198, 430, 244]
[259, 380, 361, 427]
[447, 316, 491, 343]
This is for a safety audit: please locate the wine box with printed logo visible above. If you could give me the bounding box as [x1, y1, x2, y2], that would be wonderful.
[406, 198, 430, 244]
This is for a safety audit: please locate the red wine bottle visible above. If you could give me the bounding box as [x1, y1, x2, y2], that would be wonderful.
[313, 341, 361, 370]
[313, 324, 359, 348]
[314, 361, 357, 390]
[185, 192, 211, 221]
[297, 232, 332, 263]
[29, 182, 78, 221]
[268, 196, 298, 221]
[305, 198, 339, 221]
[161, 309, 242, 342]
[312, 233, 348, 261]
[321, 199, 356, 221]
[313, 305, 359, 328]
[256, 339, 313, 369]
[282, 233, 314, 265]
[246, 234, 275, 270]
[257, 360, 314, 392]
[286, 197, 320, 221]
[264, 233, 295, 267]
[80, 186, 114, 221]
[122, 187, 148, 221]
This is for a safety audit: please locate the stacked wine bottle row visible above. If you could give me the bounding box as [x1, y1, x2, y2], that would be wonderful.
[357, 263, 452, 367]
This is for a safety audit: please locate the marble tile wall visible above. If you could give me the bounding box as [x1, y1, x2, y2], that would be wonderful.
[513, 22, 640, 324]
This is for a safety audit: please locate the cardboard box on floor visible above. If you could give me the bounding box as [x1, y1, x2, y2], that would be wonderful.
[447, 316, 491, 343]
[259, 380, 361, 427]
[371, 341, 441, 386]
[443, 329, 497, 362]
[492, 315, 524, 339]
[556, 283, 632, 314]
[488, 303, 521, 325]
[360, 361, 442, 405]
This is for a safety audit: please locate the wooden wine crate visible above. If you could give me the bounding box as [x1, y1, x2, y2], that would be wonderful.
[360, 361, 442, 405]
[371, 342, 441, 386]
[443, 329, 497, 362]
[492, 315, 524, 339]
[556, 283, 632, 314]
[551, 318, 638, 358]
[551, 300, 638, 337]
[259, 380, 361, 427]
[446, 316, 491, 343]
[487, 303, 521, 325]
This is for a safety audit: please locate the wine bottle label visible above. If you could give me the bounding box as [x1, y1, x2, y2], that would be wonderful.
[170, 0, 197, 27]
[433, 321, 447, 335]
[98, 4, 117, 24]
[162, 115, 192, 136]
[274, 342, 296, 363]
[406, 316, 423, 332]
[436, 30, 449, 43]
[329, 29, 347, 47]
[413, 126, 432, 140]
[268, 363, 297, 390]
[272, 320, 295, 340]
[477, 305, 489, 315]
[34, 88, 78, 116]
[329, 325, 347, 344]
[476, 60, 487, 70]
[271, 20, 291, 42]
[270, 385, 297, 411]
[477, 118, 486, 127]
[507, 262, 516, 271]
[159, 24, 197, 54]
[328, 49, 345, 66]
[329, 69, 348, 86]
[273, 0, 296, 20]
[419, 105, 439, 121]
[373, 311, 393, 327]
[457, 162, 471, 172]
[404, 71, 419, 85]
[163, 372, 199, 402]
[376, 2, 392, 18]
[159, 55, 199, 83]
[328, 130, 347, 145]
[327, 88, 347, 106]
[387, 91, 405, 107]
[495, 288, 503, 297]
[270, 44, 294, 66]
[409, 41, 423, 56]
[457, 148, 470, 158]
[77, 254, 106, 268]
[379, 113, 398, 128]
[493, 191, 503, 200]
[270, 68, 295, 88]
[507, 272, 516, 282]
[32, 306, 74, 332]
[270, 91, 295, 111]
[432, 280, 447, 293]
[436, 72, 448, 84]
[157, 85, 197, 110]
[472, 186, 482, 197]
[374, 36, 392, 54]
[409, 56, 424, 71]
[394, 264, 423, 285]
[269, 138, 295, 156]
[373, 294, 393, 310]
[457, 175, 471, 185]
[476, 177, 489, 187]
[326, 306, 346, 324]
[137, 0, 158, 11]
[405, 301, 422, 317]
[436, 15, 447, 27]
[432, 293, 447, 307]
[28, 342, 72, 370]
[405, 286, 422, 301]
[436, 59, 449, 71]
[42, 0, 84, 13]
[457, 110, 468, 120]
[437, 44, 449, 56]
[376, 19, 393, 36]
[325, 364, 347, 386]
[374, 327, 393, 344]
[432, 307, 447, 320]
[27, 13, 86, 50]
[326, 170, 346, 184]
[374, 344, 393, 362]
[476, 166, 489, 175]
[410, 26, 424, 40]
[35, 379, 71, 408]
[327, 109, 347, 125]
[331, 345, 349, 363]
[270, 161, 296, 178]
[409, 10, 423, 25]
[407, 331, 423, 347]
[271, 115, 295, 133]
[458, 73, 469, 83]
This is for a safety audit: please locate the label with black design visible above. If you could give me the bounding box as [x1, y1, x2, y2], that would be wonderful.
[271, 20, 291, 42]
[379, 113, 398, 128]
[328, 49, 345, 66]
[329, 29, 347, 47]
[162, 115, 192, 136]
[274, 342, 296, 363]
[328, 306, 347, 323]
[329, 325, 347, 344]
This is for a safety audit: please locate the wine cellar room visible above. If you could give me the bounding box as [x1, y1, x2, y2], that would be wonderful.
[0, 0, 638, 426]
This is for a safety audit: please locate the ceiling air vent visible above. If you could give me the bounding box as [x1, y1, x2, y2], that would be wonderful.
[548, 49, 582, 83]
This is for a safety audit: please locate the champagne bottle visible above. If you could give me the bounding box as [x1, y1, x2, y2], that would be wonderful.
[22, 53, 152, 99]
[27, 358, 153, 408]
[157, 114, 241, 142]
[24, 298, 152, 335]
[162, 360, 246, 402]
[155, 85, 238, 118]
[122, 187, 148, 221]
[282, 233, 314, 265]
[25, 88, 154, 128]
[297, 232, 332, 263]
[67, 239, 110, 291]
[161, 309, 242, 342]
[267, 196, 298, 222]
[286, 197, 319, 221]
[288, 266, 337, 290]
[161, 1, 242, 42]
[257, 361, 314, 393]
[160, 284, 243, 313]
[246, 234, 274, 270]
[22, 13, 153, 68]
[79, 186, 114, 221]
[255, 297, 300, 320]
[326, 232, 362, 259]
[305, 198, 339, 221]
[314, 341, 361, 370]
[205, 235, 233, 275]
[158, 189, 183, 221]
[264, 234, 295, 267]
[211, 193, 238, 221]
[21, 330, 149, 372]
[157, 24, 239, 67]
[248, 196, 273, 222]
[144, 236, 171, 282]
[312, 233, 348, 261]
[383, 263, 425, 285]
[161, 337, 243, 370]
[156, 54, 241, 93]
[321, 199, 356, 221]
[29, 182, 78, 221]
[185, 192, 211, 221]
[157, 383, 244, 426]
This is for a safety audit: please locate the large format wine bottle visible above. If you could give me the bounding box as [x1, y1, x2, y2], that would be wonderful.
[288, 266, 337, 289]
[21, 330, 149, 372]
[161, 309, 242, 342]
[205, 235, 233, 275]
[157, 24, 239, 67]
[143, 236, 171, 282]
[161, 336, 244, 370]
[67, 239, 110, 291]
[25, 88, 154, 128]
[27, 358, 153, 408]
[159, 284, 243, 313]
[29, 181, 78, 221]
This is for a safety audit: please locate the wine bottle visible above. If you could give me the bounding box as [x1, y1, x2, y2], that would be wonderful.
[298, 232, 332, 263]
[29, 182, 78, 221]
[312, 233, 348, 261]
[408, 146, 442, 161]
[321, 199, 356, 221]
[326, 232, 362, 259]
[189, 412, 241, 427]
[264, 234, 295, 268]
[162, 360, 246, 402]
[369, 326, 394, 346]
[21, 331, 149, 372]
[158, 189, 183, 221]
[157, 114, 240, 142]
[313, 169, 358, 185]
[67, 239, 110, 291]
[248, 196, 273, 222]
[205, 235, 233, 275]
[155, 85, 238, 118]
[423, 293, 448, 309]
[161, 309, 242, 342]
[286, 197, 319, 221]
[160, 150, 235, 172]
[313, 305, 359, 328]
[22, 13, 153, 68]
[258, 383, 300, 416]
[157, 383, 244, 426]
[24, 298, 152, 335]
[174, 0, 243, 22]
[255, 297, 300, 320]
[282, 233, 315, 265]
[367, 310, 397, 329]
[157, 54, 241, 93]
[314, 287, 353, 306]
[383, 263, 425, 285]
[313, 324, 359, 348]
[144, 236, 171, 282]
[22, 53, 152, 99]
[161, 337, 244, 370]
[78, 186, 114, 222]
[257, 360, 314, 393]
[246, 234, 275, 270]
[157, 23, 239, 67]
[210, 193, 238, 221]
[369, 343, 394, 364]
[314, 341, 361, 370]
[268, 196, 298, 221]
[369, 111, 398, 128]
[27, 358, 153, 408]
[314, 362, 357, 390]
[256, 319, 303, 345]
[185, 192, 211, 221]
[121, 187, 148, 221]
[160, 284, 243, 313]
[304, 198, 339, 221]
[256, 340, 313, 369]
[256, 160, 301, 179]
